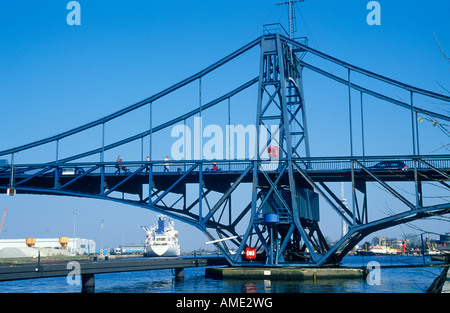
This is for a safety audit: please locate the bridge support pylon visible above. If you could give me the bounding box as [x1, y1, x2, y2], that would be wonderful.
[81, 273, 95, 293]
[228, 29, 329, 266]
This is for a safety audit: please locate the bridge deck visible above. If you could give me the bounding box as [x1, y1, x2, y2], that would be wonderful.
[1, 162, 448, 197]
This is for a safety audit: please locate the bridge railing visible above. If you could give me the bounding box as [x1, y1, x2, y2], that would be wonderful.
[1, 155, 449, 179]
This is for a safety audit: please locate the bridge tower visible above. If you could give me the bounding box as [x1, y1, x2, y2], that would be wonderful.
[232, 27, 328, 265]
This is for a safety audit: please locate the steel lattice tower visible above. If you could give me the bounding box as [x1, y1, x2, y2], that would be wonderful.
[231, 30, 330, 265]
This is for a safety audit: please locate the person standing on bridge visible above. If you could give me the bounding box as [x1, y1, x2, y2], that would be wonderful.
[115, 155, 123, 174]
[115, 155, 129, 174]
[145, 156, 150, 173]
[164, 156, 170, 172]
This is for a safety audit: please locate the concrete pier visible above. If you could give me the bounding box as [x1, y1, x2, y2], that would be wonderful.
[175, 267, 185, 281]
[205, 267, 365, 280]
[81, 273, 95, 293]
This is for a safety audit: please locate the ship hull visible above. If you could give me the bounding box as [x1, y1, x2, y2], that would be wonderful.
[144, 244, 180, 257]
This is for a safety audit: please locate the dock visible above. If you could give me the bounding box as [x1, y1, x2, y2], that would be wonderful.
[205, 266, 365, 280]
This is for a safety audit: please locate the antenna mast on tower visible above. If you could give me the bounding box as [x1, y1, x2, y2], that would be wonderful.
[276, 0, 305, 39]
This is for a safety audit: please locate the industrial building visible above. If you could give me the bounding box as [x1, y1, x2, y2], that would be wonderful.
[0, 237, 96, 255]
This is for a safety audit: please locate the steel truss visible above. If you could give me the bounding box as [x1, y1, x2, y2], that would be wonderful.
[1, 155, 449, 266]
[1, 26, 449, 267]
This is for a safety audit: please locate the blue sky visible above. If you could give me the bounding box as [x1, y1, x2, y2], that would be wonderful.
[0, 1, 449, 251]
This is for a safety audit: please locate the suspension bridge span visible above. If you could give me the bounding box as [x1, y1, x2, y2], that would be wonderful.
[1, 25, 449, 267]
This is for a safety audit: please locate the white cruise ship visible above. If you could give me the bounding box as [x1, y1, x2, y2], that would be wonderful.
[142, 215, 180, 257]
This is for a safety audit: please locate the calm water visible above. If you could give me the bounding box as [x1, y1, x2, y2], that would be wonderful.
[0, 255, 445, 293]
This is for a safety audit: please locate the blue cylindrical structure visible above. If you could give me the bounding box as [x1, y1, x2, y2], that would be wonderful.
[263, 213, 279, 224]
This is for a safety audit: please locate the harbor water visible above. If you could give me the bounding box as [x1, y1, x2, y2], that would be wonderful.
[0, 255, 445, 293]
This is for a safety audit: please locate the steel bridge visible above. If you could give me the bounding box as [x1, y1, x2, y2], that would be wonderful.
[1, 25, 449, 267]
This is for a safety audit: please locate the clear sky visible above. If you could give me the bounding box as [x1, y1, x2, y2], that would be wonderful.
[0, 1, 449, 252]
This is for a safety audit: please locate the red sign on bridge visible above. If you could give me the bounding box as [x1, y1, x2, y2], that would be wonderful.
[245, 247, 257, 260]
